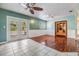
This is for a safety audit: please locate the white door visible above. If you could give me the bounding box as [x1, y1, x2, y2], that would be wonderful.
[7, 16, 27, 42]
[77, 17, 79, 48]
[19, 20, 27, 39]
[77, 17, 79, 39]
[10, 19, 18, 41]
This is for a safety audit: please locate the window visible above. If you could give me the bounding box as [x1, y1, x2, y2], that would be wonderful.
[10, 21, 17, 32]
[30, 19, 47, 30]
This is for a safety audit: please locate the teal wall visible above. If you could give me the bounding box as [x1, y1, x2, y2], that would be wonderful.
[47, 15, 76, 30]
[0, 8, 46, 42]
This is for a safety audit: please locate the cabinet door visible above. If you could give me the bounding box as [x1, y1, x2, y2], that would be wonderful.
[55, 21, 67, 36]
[55, 36, 67, 51]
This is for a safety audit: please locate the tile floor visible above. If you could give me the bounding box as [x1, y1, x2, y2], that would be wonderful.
[0, 39, 78, 56]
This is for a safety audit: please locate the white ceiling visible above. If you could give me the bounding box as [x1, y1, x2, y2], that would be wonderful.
[0, 3, 79, 20]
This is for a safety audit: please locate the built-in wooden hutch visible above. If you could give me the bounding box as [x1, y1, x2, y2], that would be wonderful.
[55, 20, 67, 51]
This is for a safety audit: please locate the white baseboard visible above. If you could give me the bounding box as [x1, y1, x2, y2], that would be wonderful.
[0, 41, 7, 44]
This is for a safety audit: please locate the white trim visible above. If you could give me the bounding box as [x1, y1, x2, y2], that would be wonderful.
[6, 16, 10, 42]
[0, 42, 7, 44]
[6, 16, 9, 42]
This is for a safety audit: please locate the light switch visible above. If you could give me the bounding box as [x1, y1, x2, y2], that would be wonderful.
[3, 26, 6, 29]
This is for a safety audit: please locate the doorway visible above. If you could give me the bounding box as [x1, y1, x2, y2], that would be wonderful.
[7, 16, 27, 42]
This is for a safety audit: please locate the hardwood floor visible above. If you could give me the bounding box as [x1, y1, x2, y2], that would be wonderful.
[32, 35, 77, 52]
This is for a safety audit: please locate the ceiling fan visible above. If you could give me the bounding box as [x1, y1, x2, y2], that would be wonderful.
[20, 3, 43, 14]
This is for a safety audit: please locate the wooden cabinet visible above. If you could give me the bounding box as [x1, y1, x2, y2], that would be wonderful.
[55, 20, 67, 51]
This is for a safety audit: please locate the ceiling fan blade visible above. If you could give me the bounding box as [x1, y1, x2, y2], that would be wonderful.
[29, 9, 34, 14]
[32, 7, 43, 11]
[26, 3, 30, 8]
[31, 3, 36, 6]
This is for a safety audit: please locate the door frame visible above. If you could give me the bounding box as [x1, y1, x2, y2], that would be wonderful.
[6, 16, 28, 42]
